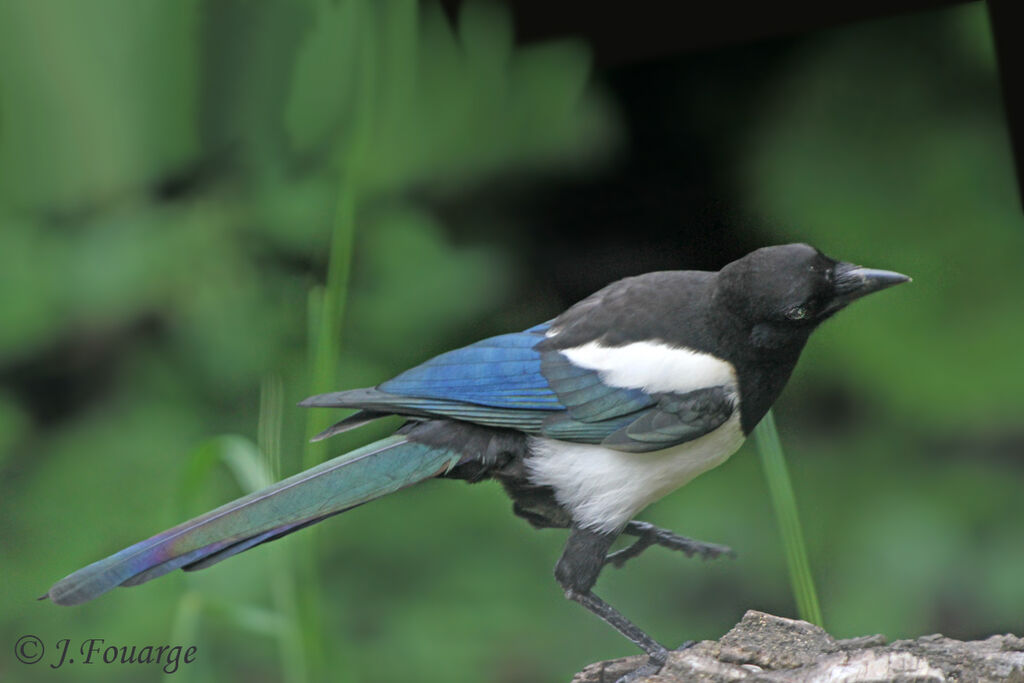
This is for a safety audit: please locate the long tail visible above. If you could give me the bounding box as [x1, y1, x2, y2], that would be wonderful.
[45, 435, 460, 606]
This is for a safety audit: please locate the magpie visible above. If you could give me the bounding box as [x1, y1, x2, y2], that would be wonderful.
[45, 243, 909, 681]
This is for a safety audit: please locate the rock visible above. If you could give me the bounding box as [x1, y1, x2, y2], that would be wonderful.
[572, 611, 1024, 682]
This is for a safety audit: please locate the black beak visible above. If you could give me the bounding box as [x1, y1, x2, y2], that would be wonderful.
[825, 262, 911, 313]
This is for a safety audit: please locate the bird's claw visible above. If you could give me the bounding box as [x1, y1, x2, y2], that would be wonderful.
[605, 523, 734, 568]
[614, 651, 667, 683]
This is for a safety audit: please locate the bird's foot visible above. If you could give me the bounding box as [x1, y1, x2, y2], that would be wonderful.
[605, 534, 656, 568]
[610, 641, 695, 682]
[606, 521, 735, 568]
[614, 650, 667, 683]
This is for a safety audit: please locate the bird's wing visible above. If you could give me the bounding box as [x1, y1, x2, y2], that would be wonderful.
[302, 322, 736, 452]
[303, 322, 636, 433]
[595, 386, 736, 452]
[376, 323, 565, 411]
[534, 346, 738, 451]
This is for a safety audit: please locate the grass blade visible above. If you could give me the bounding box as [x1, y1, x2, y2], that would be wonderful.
[259, 376, 307, 683]
[295, 5, 380, 681]
[753, 409, 824, 628]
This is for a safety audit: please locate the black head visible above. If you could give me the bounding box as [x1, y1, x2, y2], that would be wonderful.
[716, 243, 909, 352]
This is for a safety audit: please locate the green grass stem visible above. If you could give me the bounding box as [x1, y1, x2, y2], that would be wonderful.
[295, 5, 379, 682]
[259, 376, 307, 683]
[753, 409, 824, 628]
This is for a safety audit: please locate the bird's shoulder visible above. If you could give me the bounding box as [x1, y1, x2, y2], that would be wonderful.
[540, 269, 717, 350]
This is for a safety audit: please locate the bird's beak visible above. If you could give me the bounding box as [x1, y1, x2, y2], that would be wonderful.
[825, 262, 911, 313]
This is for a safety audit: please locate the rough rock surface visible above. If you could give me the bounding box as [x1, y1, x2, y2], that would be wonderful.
[573, 611, 1024, 682]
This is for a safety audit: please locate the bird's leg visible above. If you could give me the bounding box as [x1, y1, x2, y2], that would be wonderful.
[556, 525, 669, 682]
[511, 502, 570, 530]
[605, 520, 734, 569]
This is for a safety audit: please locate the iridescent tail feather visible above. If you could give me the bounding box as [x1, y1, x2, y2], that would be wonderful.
[45, 435, 460, 606]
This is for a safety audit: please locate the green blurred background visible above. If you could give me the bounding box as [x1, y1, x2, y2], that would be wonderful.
[1, 1, 1022, 681]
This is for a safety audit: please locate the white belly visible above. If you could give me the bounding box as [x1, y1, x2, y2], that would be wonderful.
[525, 413, 745, 533]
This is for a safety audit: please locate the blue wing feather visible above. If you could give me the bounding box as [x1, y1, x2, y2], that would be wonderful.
[376, 322, 654, 425]
[308, 320, 731, 452]
[379, 324, 564, 410]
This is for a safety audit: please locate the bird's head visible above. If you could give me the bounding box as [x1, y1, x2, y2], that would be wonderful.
[716, 243, 910, 351]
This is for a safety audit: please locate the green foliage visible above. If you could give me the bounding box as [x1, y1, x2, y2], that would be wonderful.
[0, 1, 200, 210]
[1, 1, 1021, 682]
[0, 391, 30, 466]
[286, 1, 612, 195]
[743, 2, 1024, 427]
[736, 0, 1024, 642]
[0, 1, 619, 681]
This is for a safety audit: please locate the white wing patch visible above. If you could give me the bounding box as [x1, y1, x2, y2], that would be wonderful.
[559, 339, 737, 395]
[526, 413, 745, 532]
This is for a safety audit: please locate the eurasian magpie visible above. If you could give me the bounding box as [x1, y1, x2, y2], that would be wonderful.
[45, 243, 908, 681]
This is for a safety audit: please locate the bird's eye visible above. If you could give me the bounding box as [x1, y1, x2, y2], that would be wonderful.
[786, 305, 809, 321]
